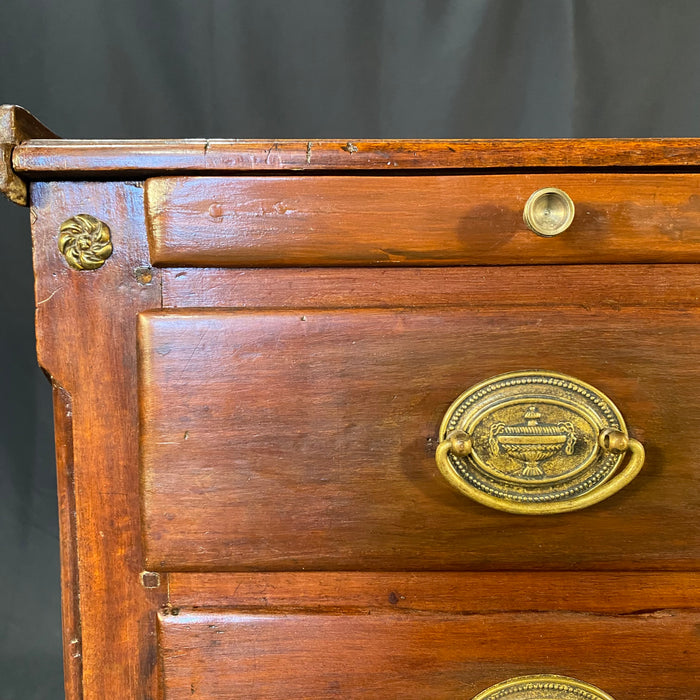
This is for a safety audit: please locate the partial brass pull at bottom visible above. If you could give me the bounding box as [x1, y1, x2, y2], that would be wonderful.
[472, 674, 615, 700]
[436, 371, 645, 515]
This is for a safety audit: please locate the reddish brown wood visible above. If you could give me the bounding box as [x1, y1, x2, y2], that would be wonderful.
[158, 609, 700, 698]
[162, 264, 700, 310]
[0, 113, 694, 698]
[146, 173, 700, 266]
[167, 571, 700, 613]
[13, 137, 700, 176]
[0, 104, 57, 204]
[140, 306, 700, 571]
[32, 181, 165, 699]
[52, 386, 82, 699]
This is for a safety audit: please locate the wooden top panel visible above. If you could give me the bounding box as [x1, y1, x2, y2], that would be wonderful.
[13, 137, 700, 177]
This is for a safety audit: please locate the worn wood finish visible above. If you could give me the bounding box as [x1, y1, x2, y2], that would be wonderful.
[162, 264, 700, 310]
[158, 609, 700, 699]
[32, 181, 165, 699]
[167, 571, 700, 613]
[52, 386, 82, 699]
[0, 109, 695, 697]
[146, 173, 700, 266]
[140, 306, 700, 571]
[14, 137, 700, 176]
[0, 104, 57, 205]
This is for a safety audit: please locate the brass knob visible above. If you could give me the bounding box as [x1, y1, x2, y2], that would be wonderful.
[523, 187, 575, 237]
[436, 370, 645, 515]
[472, 675, 616, 700]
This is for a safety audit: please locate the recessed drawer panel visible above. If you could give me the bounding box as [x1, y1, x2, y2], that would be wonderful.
[145, 173, 700, 267]
[159, 609, 700, 699]
[139, 306, 700, 571]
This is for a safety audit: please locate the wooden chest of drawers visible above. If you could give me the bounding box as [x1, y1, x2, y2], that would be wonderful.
[2, 105, 699, 699]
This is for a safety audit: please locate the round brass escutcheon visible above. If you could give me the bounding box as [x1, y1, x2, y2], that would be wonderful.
[471, 674, 616, 700]
[435, 370, 645, 515]
[523, 187, 575, 237]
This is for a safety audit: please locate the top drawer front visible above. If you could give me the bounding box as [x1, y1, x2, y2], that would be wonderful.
[145, 173, 700, 267]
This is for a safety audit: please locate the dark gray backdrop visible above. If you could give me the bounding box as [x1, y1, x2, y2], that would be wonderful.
[2, 1, 699, 697]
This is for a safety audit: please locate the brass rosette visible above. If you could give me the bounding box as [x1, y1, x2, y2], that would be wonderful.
[58, 214, 113, 270]
[436, 370, 645, 514]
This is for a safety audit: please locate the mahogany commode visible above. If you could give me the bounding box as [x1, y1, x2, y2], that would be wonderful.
[2, 105, 698, 699]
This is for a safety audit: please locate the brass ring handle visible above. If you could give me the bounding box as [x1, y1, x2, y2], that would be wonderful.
[523, 187, 575, 237]
[437, 427, 644, 515]
[436, 371, 645, 515]
[472, 674, 616, 700]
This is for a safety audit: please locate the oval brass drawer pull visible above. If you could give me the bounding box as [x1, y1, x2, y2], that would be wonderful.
[472, 674, 615, 700]
[436, 370, 645, 515]
[523, 187, 575, 236]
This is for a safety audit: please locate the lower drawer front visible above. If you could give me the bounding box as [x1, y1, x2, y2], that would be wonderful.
[140, 306, 700, 571]
[159, 609, 699, 698]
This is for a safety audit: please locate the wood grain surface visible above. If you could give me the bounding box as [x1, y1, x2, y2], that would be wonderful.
[52, 386, 82, 699]
[158, 609, 700, 699]
[166, 571, 700, 614]
[0, 104, 57, 205]
[14, 127, 700, 698]
[13, 137, 700, 176]
[161, 264, 700, 310]
[145, 173, 700, 266]
[32, 181, 166, 699]
[140, 305, 700, 571]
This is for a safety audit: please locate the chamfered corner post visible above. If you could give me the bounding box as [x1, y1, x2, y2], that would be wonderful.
[0, 104, 58, 206]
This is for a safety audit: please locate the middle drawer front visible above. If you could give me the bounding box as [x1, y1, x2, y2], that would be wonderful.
[139, 306, 700, 571]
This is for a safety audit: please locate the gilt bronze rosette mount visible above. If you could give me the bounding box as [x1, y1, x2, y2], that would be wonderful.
[58, 214, 113, 270]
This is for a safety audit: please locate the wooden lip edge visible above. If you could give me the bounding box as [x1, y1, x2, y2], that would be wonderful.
[150, 257, 700, 270]
[13, 137, 700, 176]
[0, 105, 58, 205]
[5, 106, 700, 175]
[157, 605, 700, 620]
[165, 571, 700, 614]
[160, 265, 700, 312]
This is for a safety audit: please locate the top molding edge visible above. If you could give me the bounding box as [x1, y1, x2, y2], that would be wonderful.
[5, 107, 700, 187]
[0, 105, 58, 205]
